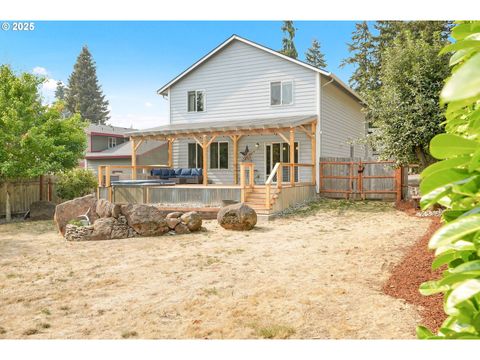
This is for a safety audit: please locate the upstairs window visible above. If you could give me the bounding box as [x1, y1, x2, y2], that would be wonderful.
[108, 137, 117, 149]
[210, 142, 229, 169]
[270, 81, 293, 106]
[187, 90, 205, 112]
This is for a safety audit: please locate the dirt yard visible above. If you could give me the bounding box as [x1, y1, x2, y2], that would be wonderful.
[0, 200, 430, 339]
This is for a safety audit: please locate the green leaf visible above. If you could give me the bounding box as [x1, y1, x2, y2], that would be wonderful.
[450, 260, 480, 274]
[420, 280, 450, 295]
[429, 134, 478, 159]
[441, 40, 480, 55]
[429, 214, 480, 249]
[421, 155, 470, 179]
[420, 168, 469, 195]
[451, 23, 480, 41]
[435, 240, 476, 255]
[420, 185, 451, 210]
[446, 279, 480, 311]
[441, 53, 480, 102]
[416, 326, 434, 339]
[432, 251, 461, 269]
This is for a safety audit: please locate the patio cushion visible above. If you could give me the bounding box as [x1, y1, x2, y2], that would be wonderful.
[180, 168, 192, 176]
[174, 168, 183, 176]
[191, 168, 202, 176]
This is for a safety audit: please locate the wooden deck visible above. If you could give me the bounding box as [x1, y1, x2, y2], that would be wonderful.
[98, 182, 316, 216]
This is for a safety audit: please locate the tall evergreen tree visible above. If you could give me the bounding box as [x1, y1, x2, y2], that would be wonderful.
[340, 21, 377, 95]
[305, 39, 327, 69]
[66, 46, 110, 125]
[55, 81, 66, 101]
[280, 21, 298, 59]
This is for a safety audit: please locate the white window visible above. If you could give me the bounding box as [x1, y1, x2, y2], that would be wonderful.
[210, 142, 229, 169]
[270, 81, 293, 106]
[187, 90, 205, 112]
[188, 143, 203, 168]
[108, 137, 116, 149]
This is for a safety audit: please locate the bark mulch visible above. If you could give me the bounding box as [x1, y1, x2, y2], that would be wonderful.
[383, 202, 446, 333]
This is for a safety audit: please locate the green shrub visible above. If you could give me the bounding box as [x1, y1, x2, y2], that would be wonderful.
[56, 168, 97, 200]
[418, 21, 480, 339]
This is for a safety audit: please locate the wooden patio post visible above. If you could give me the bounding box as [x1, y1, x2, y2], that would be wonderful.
[202, 135, 208, 185]
[289, 128, 295, 186]
[311, 122, 316, 186]
[168, 138, 173, 168]
[232, 135, 239, 185]
[131, 137, 137, 180]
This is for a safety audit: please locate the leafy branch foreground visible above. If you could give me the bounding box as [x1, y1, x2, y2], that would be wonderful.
[418, 21, 480, 339]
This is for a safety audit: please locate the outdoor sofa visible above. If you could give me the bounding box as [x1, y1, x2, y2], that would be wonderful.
[150, 168, 203, 184]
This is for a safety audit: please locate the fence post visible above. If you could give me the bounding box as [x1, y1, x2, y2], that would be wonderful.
[47, 177, 52, 202]
[39, 175, 44, 201]
[395, 167, 403, 203]
[358, 160, 364, 201]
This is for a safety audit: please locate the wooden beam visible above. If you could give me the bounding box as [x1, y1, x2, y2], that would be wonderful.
[131, 138, 137, 179]
[311, 122, 316, 186]
[232, 135, 239, 184]
[134, 139, 144, 151]
[277, 132, 289, 143]
[290, 128, 295, 187]
[193, 135, 203, 147]
[202, 136, 208, 185]
[298, 125, 313, 139]
[168, 138, 173, 168]
[206, 135, 217, 148]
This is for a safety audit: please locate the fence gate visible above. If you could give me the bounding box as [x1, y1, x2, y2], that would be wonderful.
[319, 158, 403, 201]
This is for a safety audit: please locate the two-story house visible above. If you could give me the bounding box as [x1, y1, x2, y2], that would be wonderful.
[120, 35, 367, 213]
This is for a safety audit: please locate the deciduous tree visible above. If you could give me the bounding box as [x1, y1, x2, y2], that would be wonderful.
[0, 65, 87, 220]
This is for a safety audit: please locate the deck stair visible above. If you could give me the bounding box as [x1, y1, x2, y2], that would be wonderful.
[244, 186, 280, 215]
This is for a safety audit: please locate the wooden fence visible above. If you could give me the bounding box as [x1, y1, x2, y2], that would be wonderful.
[0, 176, 59, 217]
[319, 157, 406, 201]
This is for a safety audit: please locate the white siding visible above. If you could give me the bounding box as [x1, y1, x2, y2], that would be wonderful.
[172, 130, 312, 185]
[169, 40, 317, 124]
[320, 78, 366, 158]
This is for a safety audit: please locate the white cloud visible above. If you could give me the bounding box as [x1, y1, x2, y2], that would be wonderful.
[33, 66, 48, 75]
[42, 78, 57, 91]
[144, 101, 153, 108]
[40, 78, 58, 104]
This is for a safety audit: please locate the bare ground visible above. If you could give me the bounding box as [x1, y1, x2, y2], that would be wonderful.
[0, 200, 430, 339]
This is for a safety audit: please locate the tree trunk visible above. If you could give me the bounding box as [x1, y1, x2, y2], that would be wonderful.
[4, 182, 11, 222]
[415, 146, 429, 170]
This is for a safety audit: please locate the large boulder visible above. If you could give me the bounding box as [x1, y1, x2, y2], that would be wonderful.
[121, 204, 169, 236]
[217, 202, 257, 231]
[54, 194, 98, 236]
[180, 211, 202, 231]
[30, 200, 56, 220]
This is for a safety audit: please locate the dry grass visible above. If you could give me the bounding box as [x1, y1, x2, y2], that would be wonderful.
[0, 200, 430, 339]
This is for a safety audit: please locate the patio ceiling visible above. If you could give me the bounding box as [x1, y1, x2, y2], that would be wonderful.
[126, 114, 317, 140]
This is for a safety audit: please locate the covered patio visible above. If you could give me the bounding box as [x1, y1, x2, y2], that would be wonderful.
[97, 115, 318, 214]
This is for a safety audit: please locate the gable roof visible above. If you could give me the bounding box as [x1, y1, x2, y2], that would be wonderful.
[85, 140, 166, 159]
[157, 34, 362, 103]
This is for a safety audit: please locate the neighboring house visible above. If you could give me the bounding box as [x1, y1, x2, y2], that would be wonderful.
[83, 124, 167, 176]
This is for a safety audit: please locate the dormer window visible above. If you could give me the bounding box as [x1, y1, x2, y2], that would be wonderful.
[188, 90, 205, 112]
[270, 81, 293, 106]
[108, 137, 117, 149]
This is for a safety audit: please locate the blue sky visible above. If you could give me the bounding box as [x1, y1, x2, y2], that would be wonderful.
[0, 21, 366, 129]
